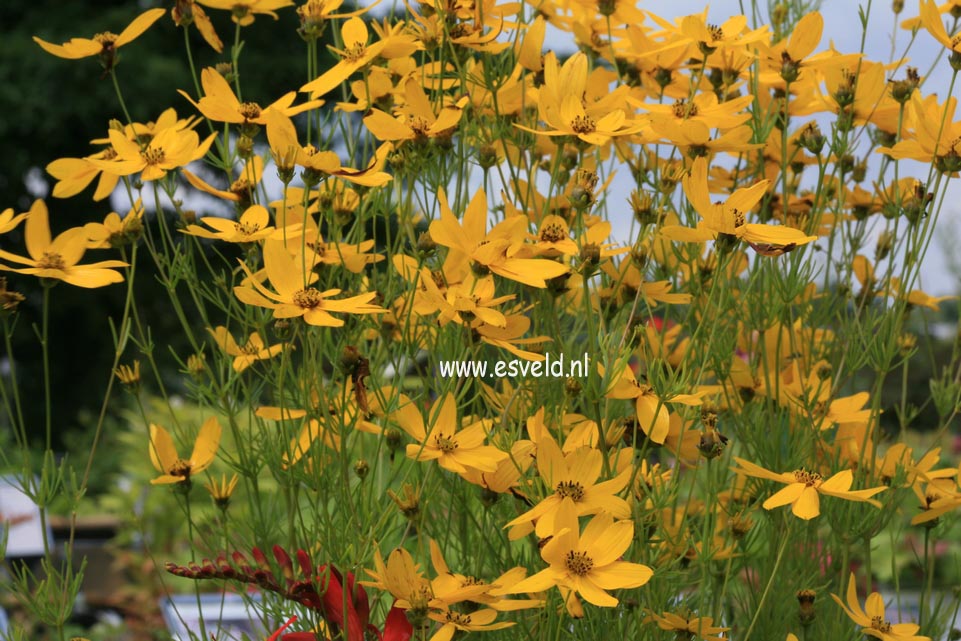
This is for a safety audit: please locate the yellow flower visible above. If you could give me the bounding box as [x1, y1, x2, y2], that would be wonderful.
[644, 610, 730, 641]
[506, 498, 653, 610]
[207, 326, 287, 372]
[918, 0, 961, 54]
[149, 417, 222, 485]
[662, 157, 817, 251]
[880, 93, 961, 172]
[832, 573, 931, 641]
[178, 67, 322, 127]
[172, 0, 224, 53]
[362, 547, 433, 611]
[204, 473, 239, 508]
[95, 126, 216, 182]
[393, 392, 507, 475]
[427, 607, 513, 641]
[428, 188, 570, 288]
[234, 239, 385, 326]
[0, 200, 127, 288]
[732, 457, 886, 520]
[265, 110, 393, 187]
[505, 434, 630, 539]
[363, 78, 469, 143]
[84, 200, 145, 249]
[182, 204, 294, 244]
[33, 8, 165, 70]
[603, 363, 704, 444]
[299, 16, 422, 98]
[195, 0, 294, 26]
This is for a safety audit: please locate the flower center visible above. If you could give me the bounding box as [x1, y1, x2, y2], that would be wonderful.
[555, 480, 585, 501]
[445, 611, 472, 626]
[239, 102, 262, 121]
[37, 251, 66, 271]
[293, 288, 323, 309]
[565, 550, 594, 576]
[342, 43, 367, 62]
[731, 208, 746, 227]
[234, 220, 263, 237]
[142, 147, 166, 165]
[434, 433, 459, 452]
[539, 222, 567, 243]
[168, 458, 192, 478]
[570, 114, 596, 134]
[408, 115, 431, 137]
[793, 469, 822, 486]
[93, 31, 118, 47]
[870, 616, 891, 633]
[672, 99, 698, 119]
[707, 24, 724, 41]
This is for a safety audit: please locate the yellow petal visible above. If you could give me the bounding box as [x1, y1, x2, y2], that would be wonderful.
[115, 8, 166, 47]
[149, 424, 179, 475]
[189, 416, 222, 472]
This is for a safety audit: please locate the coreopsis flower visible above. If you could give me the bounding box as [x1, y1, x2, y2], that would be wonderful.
[47, 152, 123, 201]
[363, 78, 470, 143]
[646, 10, 770, 57]
[516, 93, 642, 146]
[182, 204, 295, 244]
[172, 0, 224, 53]
[0, 200, 127, 288]
[505, 434, 631, 539]
[393, 393, 507, 475]
[880, 93, 961, 173]
[429, 188, 570, 288]
[234, 238, 385, 326]
[918, 0, 961, 56]
[474, 313, 552, 360]
[195, 0, 294, 26]
[732, 457, 886, 520]
[603, 362, 705, 444]
[300, 16, 422, 98]
[207, 326, 287, 372]
[94, 125, 216, 182]
[506, 499, 653, 610]
[265, 110, 393, 187]
[33, 8, 166, 70]
[427, 606, 514, 641]
[84, 200, 145, 249]
[362, 547, 434, 612]
[148, 417, 222, 485]
[644, 610, 730, 641]
[178, 67, 322, 127]
[661, 157, 817, 251]
[832, 573, 932, 641]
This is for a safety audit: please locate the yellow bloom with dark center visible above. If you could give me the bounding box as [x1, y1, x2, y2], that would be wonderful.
[733, 457, 886, 520]
[204, 473, 239, 508]
[364, 78, 469, 143]
[182, 205, 295, 244]
[506, 498, 653, 610]
[661, 157, 817, 250]
[149, 417, 221, 485]
[393, 392, 507, 475]
[33, 8, 165, 70]
[505, 434, 630, 539]
[94, 126, 216, 183]
[300, 16, 422, 98]
[234, 238, 385, 326]
[644, 610, 730, 641]
[84, 200, 145, 249]
[178, 67, 322, 126]
[832, 573, 931, 641]
[195, 0, 294, 26]
[0, 200, 127, 288]
[362, 546, 434, 612]
[207, 326, 287, 372]
[603, 363, 705, 444]
[429, 188, 570, 288]
[918, 0, 961, 54]
[427, 607, 514, 641]
[265, 110, 393, 186]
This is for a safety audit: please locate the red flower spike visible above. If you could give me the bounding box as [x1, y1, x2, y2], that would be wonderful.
[273, 545, 295, 581]
[296, 549, 314, 578]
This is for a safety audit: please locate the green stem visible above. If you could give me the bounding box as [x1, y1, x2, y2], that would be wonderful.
[109, 68, 134, 125]
[743, 534, 789, 641]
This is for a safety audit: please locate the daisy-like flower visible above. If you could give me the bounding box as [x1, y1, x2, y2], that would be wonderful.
[0, 200, 127, 288]
[265, 110, 393, 187]
[84, 200, 145, 249]
[918, 0, 961, 56]
[178, 67, 322, 128]
[506, 498, 653, 610]
[644, 610, 730, 641]
[172, 0, 224, 53]
[182, 204, 297, 244]
[363, 78, 470, 144]
[300, 16, 422, 98]
[33, 8, 165, 70]
[195, 0, 294, 26]
[603, 362, 705, 444]
[233, 238, 385, 327]
[661, 157, 817, 251]
[149, 417, 222, 485]
[94, 126, 216, 183]
[207, 326, 287, 372]
[733, 457, 887, 520]
[833, 573, 932, 641]
[505, 434, 631, 539]
[427, 607, 514, 641]
[393, 392, 507, 475]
